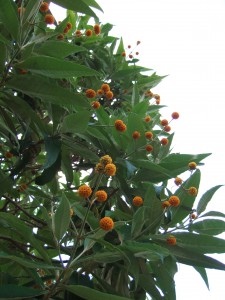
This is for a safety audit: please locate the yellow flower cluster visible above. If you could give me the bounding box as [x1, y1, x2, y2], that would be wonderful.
[95, 155, 116, 176]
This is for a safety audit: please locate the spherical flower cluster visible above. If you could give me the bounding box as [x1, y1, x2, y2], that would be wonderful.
[191, 213, 197, 220]
[133, 196, 143, 206]
[86, 89, 96, 98]
[104, 163, 116, 176]
[95, 163, 105, 173]
[101, 83, 110, 93]
[188, 161, 197, 170]
[174, 177, 183, 186]
[93, 24, 101, 35]
[39, 2, 49, 13]
[188, 187, 198, 196]
[5, 151, 13, 159]
[75, 30, 82, 37]
[161, 138, 169, 146]
[145, 131, 153, 140]
[78, 185, 92, 198]
[92, 101, 100, 109]
[160, 119, 168, 126]
[100, 155, 112, 165]
[44, 14, 55, 25]
[97, 89, 103, 95]
[95, 190, 108, 202]
[166, 235, 176, 245]
[99, 217, 114, 231]
[145, 90, 153, 97]
[19, 69, 28, 74]
[146, 144, 153, 152]
[18, 183, 28, 192]
[66, 22, 72, 30]
[162, 201, 171, 209]
[115, 120, 127, 132]
[121, 52, 126, 57]
[144, 115, 151, 122]
[105, 91, 113, 100]
[168, 195, 180, 207]
[85, 29, 92, 37]
[57, 34, 64, 40]
[171, 112, 179, 119]
[164, 125, 171, 132]
[132, 131, 141, 140]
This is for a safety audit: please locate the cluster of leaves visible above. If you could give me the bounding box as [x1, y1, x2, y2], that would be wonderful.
[0, 0, 224, 299]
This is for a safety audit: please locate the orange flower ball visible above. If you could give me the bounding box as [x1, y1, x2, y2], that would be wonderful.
[161, 138, 169, 146]
[104, 163, 116, 176]
[168, 195, 180, 207]
[93, 24, 101, 35]
[95, 190, 108, 202]
[166, 235, 176, 245]
[100, 155, 112, 165]
[92, 101, 100, 109]
[44, 14, 55, 25]
[145, 131, 153, 140]
[85, 89, 96, 98]
[164, 125, 171, 132]
[75, 30, 82, 37]
[101, 83, 110, 93]
[78, 185, 92, 198]
[160, 119, 168, 126]
[85, 29, 92, 37]
[171, 112, 179, 119]
[162, 201, 171, 209]
[114, 120, 127, 132]
[188, 161, 197, 170]
[105, 91, 113, 100]
[99, 217, 114, 231]
[146, 145, 153, 152]
[132, 196, 143, 206]
[39, 2, 49, 13]
[121, 52, 126, 57]
[132, 131, 141, 140]
[188, 187, 198, 196]
[174, 177, 182, 186]
[144, 115, 151, 122]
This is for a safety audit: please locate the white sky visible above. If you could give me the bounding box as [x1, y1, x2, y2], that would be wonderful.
[51, 0, 225, 299]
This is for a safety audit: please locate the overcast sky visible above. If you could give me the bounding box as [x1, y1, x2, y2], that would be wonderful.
[51, 1, 225, 298]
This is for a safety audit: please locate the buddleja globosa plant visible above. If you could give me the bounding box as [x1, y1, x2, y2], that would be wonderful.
[0, 0, 224, 299]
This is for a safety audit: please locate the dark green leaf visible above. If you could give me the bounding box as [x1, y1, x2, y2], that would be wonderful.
[0, 0, 19, 41]
[189, 219, 225, 236]
[61, 111, 91, 134]
[15, 56, 100, 78]
[34, 41, 87, 58]
[0, 170, 13, 196]
[0, 284, 44, 299]
[193, 266, 209, 290]
[197, 185, 223, 215]
[0, 41, 6, 73]
[43, 137, 61, 169]
[131, 207, 145, 238]
[112, 66, 151, 80]
[52, 0, 99, 18]
[54, 193, 71, 241]
[6, 75, 86, 107]
[65, 285, 130, 300]
[201, 211, 225, 218]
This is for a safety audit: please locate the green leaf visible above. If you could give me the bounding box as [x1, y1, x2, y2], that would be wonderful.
[0, 41, 6, 73]
[201, 211, 225, 218]
[53, 193, 71, 241]
[72, 203, 99, 230]
[0, 0, 19, 41]
[35, 154, 61, 186]
[6, 75, 86, 107]
[131, 207, 145, 238]
[61, 146, 73, 184]
[61, 111, 91, 134]
[159, 153, 211, 176]
[15, 56, 100, 78]
[138, 73, 166, 89]
[0, 284, 44, 299]
[43, 137, 61, 169]
[112, 66, 151, 80]
[189, 219, 225, 236]
[52, 0, 99, 18]
[193, 266, 209, 290]
[197, 185, 223, 215]
[0, 170, 13, 196]
[0, 252, 57, 270]
[132, 159, 173, 183]
[34, 41, 87, 58]
[65, 285, 130, 300]
[138, 274, 164, 299]
[174, 232, 225, 254]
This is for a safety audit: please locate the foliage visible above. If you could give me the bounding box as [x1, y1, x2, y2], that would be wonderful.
[0, 1, 224, 299]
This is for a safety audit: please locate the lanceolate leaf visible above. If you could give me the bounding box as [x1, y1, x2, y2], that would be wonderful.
[15, 56, 100, 78]
[0, 0, 19, 41]
[61, 111, 92, 134]
[0, 284, 44, 299]
[65, 285, 130, 300]
[197, 185, 223, 215]
[53, 193, 71, 241]
[6, 75, 86, 107]
[52, 0, 99, 18]
[193, 266, 209, 290]
[190, 219, 225, 236]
